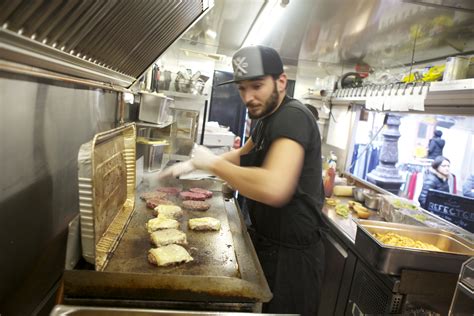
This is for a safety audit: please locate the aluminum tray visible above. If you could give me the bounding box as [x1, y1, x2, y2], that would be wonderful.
[50, 305, 270, 315]
[355, 220, 474, 275]
[379, 195, 474, 243]
[77, 124, 136, 270]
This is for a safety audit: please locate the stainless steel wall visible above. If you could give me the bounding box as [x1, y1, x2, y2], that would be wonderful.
[0, 72, 118, 315]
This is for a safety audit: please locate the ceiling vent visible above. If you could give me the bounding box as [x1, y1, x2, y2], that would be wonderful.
[0, 0, 209, 87]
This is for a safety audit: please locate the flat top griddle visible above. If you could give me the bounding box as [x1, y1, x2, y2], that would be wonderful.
[105, 184, 239, 278]
[65, 178, 271, 304]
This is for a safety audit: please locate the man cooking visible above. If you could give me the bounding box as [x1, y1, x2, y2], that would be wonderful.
[159, 45, 326, 315]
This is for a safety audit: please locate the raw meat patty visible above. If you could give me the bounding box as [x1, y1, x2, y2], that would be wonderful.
[140, 191, 168, 201]
[156, 187, 182, 196]
[189, 188, 213, 198]
[148, 245, 193, 266]
[146, 198, 174, 209]
[179, 191, 206, 201]
[182, 200, 211, 212]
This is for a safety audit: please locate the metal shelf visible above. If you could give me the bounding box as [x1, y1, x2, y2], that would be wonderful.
[136, 121, 173, 129]
[329, 79, 474, 113]
[163, 90, 208, 101]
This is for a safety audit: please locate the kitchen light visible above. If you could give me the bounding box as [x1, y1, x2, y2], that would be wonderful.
[241, 0, 287, 47]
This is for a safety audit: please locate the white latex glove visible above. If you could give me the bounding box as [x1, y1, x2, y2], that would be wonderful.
[158, 160, 195, 179]
[191, 145, 220, 171]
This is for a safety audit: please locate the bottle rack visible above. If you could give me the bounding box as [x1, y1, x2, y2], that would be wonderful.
[332, 82, 430, 100]
[329, 79, 474, 113]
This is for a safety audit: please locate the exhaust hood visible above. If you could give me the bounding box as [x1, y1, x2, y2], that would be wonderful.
[0, 0, 210, 88]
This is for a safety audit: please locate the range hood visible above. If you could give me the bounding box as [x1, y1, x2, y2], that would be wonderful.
[0, 0, 210, 88]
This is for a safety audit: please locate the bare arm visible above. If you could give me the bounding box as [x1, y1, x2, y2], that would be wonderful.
[158, 138, 254, 180]
[210, 138, 304, 207]
[218, 138, 255, 166]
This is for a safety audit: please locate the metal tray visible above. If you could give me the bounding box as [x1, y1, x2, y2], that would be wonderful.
[379, 195, 474, 243]
[77, 124, 136, 270]
[355, 220, 474, 275]
[50, 305, 272, 315]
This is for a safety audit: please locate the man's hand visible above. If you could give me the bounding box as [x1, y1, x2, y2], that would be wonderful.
[158, 145, 219, 179]
[191, 145, 220, 171]
[158, 160, 195, 179]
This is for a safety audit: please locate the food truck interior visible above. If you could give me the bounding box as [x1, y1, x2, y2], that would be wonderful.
[1, 0, 473, 315]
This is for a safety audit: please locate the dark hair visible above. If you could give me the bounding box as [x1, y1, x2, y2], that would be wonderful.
[304, 104, 319, 120]
[434, 130, 443, 137]
[432, 156, 450, 169]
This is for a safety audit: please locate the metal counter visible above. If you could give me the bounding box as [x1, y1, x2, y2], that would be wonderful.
[321, 196, 383, 243]
[319, 193, 469, 314]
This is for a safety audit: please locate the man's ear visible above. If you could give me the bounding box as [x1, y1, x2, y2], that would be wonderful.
[277, 73, 288, 92]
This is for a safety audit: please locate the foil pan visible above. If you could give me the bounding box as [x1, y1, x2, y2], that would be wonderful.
[355, 220, 474, 275]
[77, 124, 136, 270]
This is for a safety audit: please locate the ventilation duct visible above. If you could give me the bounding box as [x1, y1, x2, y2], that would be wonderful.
[0, 0, 209, 87]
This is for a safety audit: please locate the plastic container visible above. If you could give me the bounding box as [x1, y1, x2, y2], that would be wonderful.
[444, 56, 469, 81]
[353, 187, 370, 202]
[364, 192, 381, 210]
[136, 137, 168, 172]
[138, 92, 173, 124]
[323, 167, 336, 197]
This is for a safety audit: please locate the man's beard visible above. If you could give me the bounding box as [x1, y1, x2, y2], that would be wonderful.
[247, 81, 279, 119]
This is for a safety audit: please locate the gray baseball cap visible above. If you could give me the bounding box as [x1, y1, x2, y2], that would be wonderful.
[217, 45, 284, 86]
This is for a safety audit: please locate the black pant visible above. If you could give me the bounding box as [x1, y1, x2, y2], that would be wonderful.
[250, 231, 325, 315]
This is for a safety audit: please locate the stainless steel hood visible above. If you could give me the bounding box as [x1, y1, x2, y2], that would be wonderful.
[0, 0, 210, 88]
[177, 0, 474, 71]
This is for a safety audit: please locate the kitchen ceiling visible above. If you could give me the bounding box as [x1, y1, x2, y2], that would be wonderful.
[178, 0, 474, 71]
[179, 0, 266, 56]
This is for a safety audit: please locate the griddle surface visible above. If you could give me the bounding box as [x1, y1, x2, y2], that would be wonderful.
[105, 183, 239, 278]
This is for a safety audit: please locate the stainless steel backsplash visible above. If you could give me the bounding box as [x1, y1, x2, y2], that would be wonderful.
[0, 72, 118, 315]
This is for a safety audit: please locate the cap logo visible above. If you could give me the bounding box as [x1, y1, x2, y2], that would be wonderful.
[233, 56, 248, 76]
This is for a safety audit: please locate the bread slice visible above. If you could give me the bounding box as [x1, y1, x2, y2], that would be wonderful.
[146, 217, 179, 233]
[188, 217, 221, 231]
[153, 204, 184, 219]
[150, 229, 187, 247]
[148, 244, 193, 266]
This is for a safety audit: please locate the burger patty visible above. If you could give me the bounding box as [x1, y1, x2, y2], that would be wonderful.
[179, 191, 207, 201]
[146, 198, 174, 209]
[182, 200, 211, 212]
[189, 188, 213, 198]
[140, 191, 168, 201]
[157, 187, 182, 196]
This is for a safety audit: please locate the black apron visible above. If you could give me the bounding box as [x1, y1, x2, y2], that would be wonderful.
[240, 147, 325, 315]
